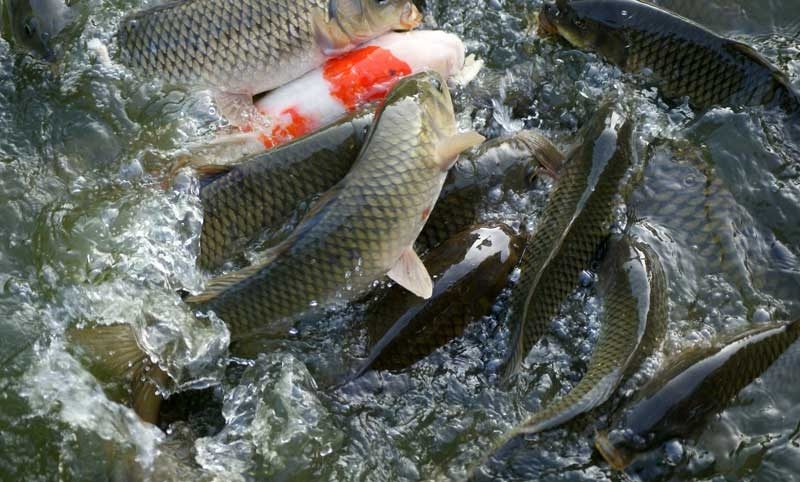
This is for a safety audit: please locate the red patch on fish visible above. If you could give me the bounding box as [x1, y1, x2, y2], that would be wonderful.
[258, 108, 316, 148]
[421, 207, 431, 221]
[323, 46, 413, 110]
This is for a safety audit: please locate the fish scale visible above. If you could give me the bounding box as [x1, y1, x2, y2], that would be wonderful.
[539, 0, 800, 112]
[185, 73, 474, 342]
[197, 111, 374, 270]
[502, 106, 639, 381]
[117, 0, 419, 96]
[498, 236, 668, 437]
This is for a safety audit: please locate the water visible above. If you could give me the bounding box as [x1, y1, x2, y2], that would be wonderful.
[0, 0, 799, 480]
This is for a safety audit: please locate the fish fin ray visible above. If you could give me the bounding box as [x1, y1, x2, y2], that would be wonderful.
[194, 164, 234, 188]
[67, 323, 167, 425]
[184, 261, 271, 305]
[437, 131, 485, 170]
[388, 247, 433, 299]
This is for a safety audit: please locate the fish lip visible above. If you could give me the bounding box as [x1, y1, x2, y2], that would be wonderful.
[538, 5, 560, 38]
[397, 3, 423, 31]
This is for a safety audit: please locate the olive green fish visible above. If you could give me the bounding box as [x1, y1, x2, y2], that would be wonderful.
[510, 235, 668, 435]
[595, 318, 800, 470]
[117, 0, 421, 120]
[358, 224, 523, 374]
[539, 0, 800, 112]
[184, 72, 484, 341]
[196, 109, 374, 270]
[502, 104, 639, 381]
[196, 126, 561, 271]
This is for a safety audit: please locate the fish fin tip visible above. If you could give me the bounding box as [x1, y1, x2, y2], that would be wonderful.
[194, 164, 234, 187]
[437, 131, 485, 170]
[388, 248, 433, 299]
[67, 324, 165, 425]
[185, 262, 267, 305]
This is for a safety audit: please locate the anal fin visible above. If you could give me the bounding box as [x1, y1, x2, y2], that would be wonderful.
[215, 92, 270, 131]
[67, 323, 168, 425]
[388, 247, 433, 299]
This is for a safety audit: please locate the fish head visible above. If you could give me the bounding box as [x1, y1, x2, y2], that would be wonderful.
[385, 70, 457, 163]
[539, 0, 630, 65]
[332, 0, 422, 43]
[4, 0, 76, 60]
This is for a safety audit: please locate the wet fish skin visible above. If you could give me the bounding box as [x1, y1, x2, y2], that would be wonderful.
[360, 224, 523, 374]
[3, 0, 76, 59]
[539, 0, 800, 112]
[196, 110, 375, 271]
[117, 0, 421, 96]
[595, 318, 800, 470]
[185, 72, 483, 341]
[512, 235, 668, 435]
[417, 130, 564, 252]
[197, 126, 560, 271]
[502, 104, 639, 381]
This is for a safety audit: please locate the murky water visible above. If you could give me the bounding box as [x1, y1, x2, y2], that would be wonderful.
[1, 0, 799, 480]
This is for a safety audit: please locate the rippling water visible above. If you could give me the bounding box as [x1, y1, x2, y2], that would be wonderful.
[1, 0, 799, 480]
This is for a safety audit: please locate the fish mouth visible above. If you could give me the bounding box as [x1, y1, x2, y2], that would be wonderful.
[397, 3, 423, 31]
[538, 6, 560, 38]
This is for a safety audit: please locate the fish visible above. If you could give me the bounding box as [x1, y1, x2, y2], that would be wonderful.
[595, 318, 800, 470]
[195, 126, 561, 272]
[249, 30, 467, 150]
[472, 235, 667, 475]
[193, 30, 467, 160]
[357, 224, 524, 375]
[184, 72, 485, 342]
[508, 235, 668, 435]
[538, 0, 800, 112]
[502, 104, 639, 382]
[2, 0, 77, 60]
[417, 129, 564, 252]
[117, 0, 422, 124]
[196, 109, 375, 271]
[633, 139, 755, 298]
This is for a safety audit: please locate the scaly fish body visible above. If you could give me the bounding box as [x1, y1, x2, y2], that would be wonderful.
[185, 72, 484, 341]
[502, 105, 638, 381]
[196, 110, 375, 270]
[595, 319, 800, 470]
[539, 0, 800, 112]
[197, 127, 560, 271]
[513, 235, 668, 435]
[117, 0, 421, 96]
[360, 224, 523, 374]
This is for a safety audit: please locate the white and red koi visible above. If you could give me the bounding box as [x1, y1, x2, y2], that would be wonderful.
[246, 30, 467, 149]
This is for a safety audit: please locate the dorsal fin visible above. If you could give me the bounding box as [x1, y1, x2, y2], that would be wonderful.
[194, 164, 234, 188]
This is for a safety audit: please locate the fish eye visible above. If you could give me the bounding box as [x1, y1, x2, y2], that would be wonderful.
[23, 17, 37, 38]
[430, 77, 443, 92]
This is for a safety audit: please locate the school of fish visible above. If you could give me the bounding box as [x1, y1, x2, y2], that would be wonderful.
[4, 0, 800, 479]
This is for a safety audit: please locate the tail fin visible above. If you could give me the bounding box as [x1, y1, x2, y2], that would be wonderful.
[67, 324, 169, 425]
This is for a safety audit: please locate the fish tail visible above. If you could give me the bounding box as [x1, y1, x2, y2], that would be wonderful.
[67, 323, 167, 425]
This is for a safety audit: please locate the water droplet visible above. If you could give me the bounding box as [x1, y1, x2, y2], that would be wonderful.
[288, 327, 299, 336]
[309, 300, 319, 307]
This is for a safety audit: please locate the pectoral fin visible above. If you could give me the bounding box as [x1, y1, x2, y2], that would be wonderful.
[437, 131, 485, 170]
[388, 248, 433, 299]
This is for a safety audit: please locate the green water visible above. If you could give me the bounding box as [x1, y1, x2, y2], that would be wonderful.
[0, 0, 799, 480]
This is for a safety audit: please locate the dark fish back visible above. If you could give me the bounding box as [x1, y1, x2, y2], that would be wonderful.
[502, 107, 638, 380]
[198, 112, 373, 270]
[615, 1, 799, 110]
